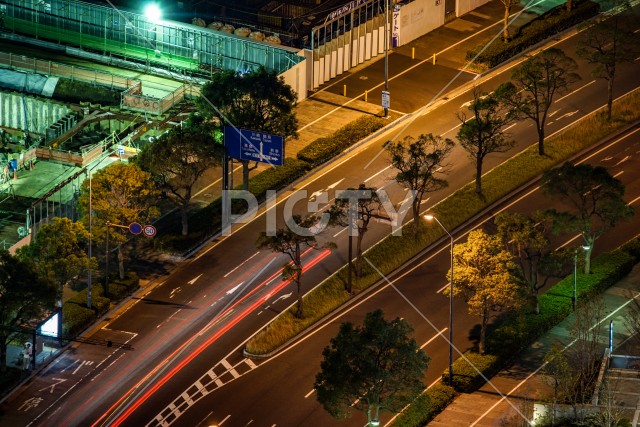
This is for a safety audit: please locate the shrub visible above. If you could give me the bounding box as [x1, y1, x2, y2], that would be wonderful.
[297, 116, 385, 166]
[443, 352, 500, 393]
[467, 1, 600, 68]
[390, 384, 456, 427]
[62, 302, 96, 337]
[247, 157, 311, 202]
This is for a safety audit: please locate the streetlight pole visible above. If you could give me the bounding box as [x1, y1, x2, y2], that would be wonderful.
[383, 0, 390, 117]
[87, 172, 92, 308]
[573, 244, 590, 310]
[424, 214, 454, 385]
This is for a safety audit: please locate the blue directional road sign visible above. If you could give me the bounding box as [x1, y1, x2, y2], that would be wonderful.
[224, 126, 284, 166]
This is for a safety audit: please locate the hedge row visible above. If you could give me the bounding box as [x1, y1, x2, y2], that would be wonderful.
[296, 116, 385, 167]
[442, 239, 640, 393]
[62, 272, 140, 337]
[467, 0, 600, 69]
[389, 384, 457, 427]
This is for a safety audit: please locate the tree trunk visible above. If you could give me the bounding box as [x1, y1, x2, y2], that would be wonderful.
[606, 77, 614, 121]
[503, 4, 511, 42]
[295, 274, 303, 318]
[181, 205, 189, 236]
[347, 234, 353, 293]
[412, 198, 421, 235]
[242, 160, 250, 191]
[356, 233, 364, 276]
[475, 158, 483, 195]
[0, 336, 6, 373]
[479, 310, 488, 354]
[537, 126, 545, 156]
[566, 0, 573, 12]
[117, 243, 125, 279]
[584, 247, 592, 275]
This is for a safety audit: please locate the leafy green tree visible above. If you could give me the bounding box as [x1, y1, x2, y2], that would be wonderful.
[576, 2, 640, 121]
[256, 215, 327, 318]
[78, 162, 159, 280]
[541, 162, 634, 273]
[497, 48, 580, 155]
[315, 309, 430, 426]
[495, 211, 572, 313]
[0, 250, 56, 371]
[329, 184, 382, 292]
[447, 229, 525, 353]
[385, 133, 454, 233]
[198, 66, 298, 190]
[136, 115, 224, 236]
[16, 217, 93, 303]
[456, 88, 515, 196]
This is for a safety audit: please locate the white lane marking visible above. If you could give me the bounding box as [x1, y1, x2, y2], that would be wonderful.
[333, 227, 348, 238]
[503, 123, 517, 132]
[437, 283, 449, 293]
[555, 80, 596, 103]
[60, 359, 79, 373]
[219, 414, 231, 425]
[441, 122, 462, 137]
[365, 165, 393, 183]
[420, 328, 448, 349]
[615, 155, 630, 166]
[305, 388, 315, 398]
[187, 274, 203, 285]
[224, 251, 260, 277]
[221, 359, 240, 378]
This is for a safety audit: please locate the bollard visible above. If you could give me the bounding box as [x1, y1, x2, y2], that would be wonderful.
[364, 90, 368, 102]
[412, 47, 415, 60]
[433, 53, 436, 65]
[343, 84, 347, 97]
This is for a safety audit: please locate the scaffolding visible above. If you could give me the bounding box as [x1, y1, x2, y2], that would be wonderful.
[0, 0, 303, 75]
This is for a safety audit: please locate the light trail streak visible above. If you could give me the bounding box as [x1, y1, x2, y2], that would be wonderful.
[94, 249, 331, 427]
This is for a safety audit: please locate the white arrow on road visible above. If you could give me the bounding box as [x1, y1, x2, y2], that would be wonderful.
[272, 292, 293, 304]
[226, 281, 244, 295]
[187, 274, 202, 285]
[326, 178, 344, 190]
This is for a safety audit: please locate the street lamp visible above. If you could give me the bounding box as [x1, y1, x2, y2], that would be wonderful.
[573, 244, 590, 310]
[383, 0, 390, 117]
[424, 214, 454, 385]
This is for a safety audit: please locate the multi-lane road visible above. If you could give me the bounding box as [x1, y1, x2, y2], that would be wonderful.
[2, 7, 639, 427]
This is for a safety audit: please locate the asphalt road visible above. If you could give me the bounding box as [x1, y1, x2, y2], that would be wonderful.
[172, 120, 640, 427]
[2, 8, 640, 427]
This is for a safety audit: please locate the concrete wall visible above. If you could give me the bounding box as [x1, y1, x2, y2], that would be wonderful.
[0, 92, 69, 135]
[457, 0, 492, 17]
[395, 0, 445, 46]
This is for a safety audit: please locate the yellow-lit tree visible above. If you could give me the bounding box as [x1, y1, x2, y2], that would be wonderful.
[446, 229, 526, 353]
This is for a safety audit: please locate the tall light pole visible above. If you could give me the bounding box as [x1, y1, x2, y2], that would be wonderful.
[573, 244, 590, 310]
[424, 214, 454, 385]
[383, 0, 390, 118]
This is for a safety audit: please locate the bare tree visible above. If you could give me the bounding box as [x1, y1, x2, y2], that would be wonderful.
[576, 2, 640, 121]
[497, 48, 580, 155]
[385, 133, 454, 234]
[457, 88, 516, 196]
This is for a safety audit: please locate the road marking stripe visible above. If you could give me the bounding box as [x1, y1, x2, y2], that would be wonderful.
[420, 327, 447, 349]
[245, 358, 257, 369]
[223, 359, 240, 378]
[554, 80, 596, 103]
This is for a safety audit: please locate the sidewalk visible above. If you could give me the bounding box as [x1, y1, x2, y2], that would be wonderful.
[429, 264, 640, 426]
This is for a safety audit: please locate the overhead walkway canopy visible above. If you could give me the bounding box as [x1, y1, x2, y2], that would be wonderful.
[0, 0, 304, 78]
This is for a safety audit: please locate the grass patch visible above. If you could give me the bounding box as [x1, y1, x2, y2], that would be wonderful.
[245, 89, 640, 355]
